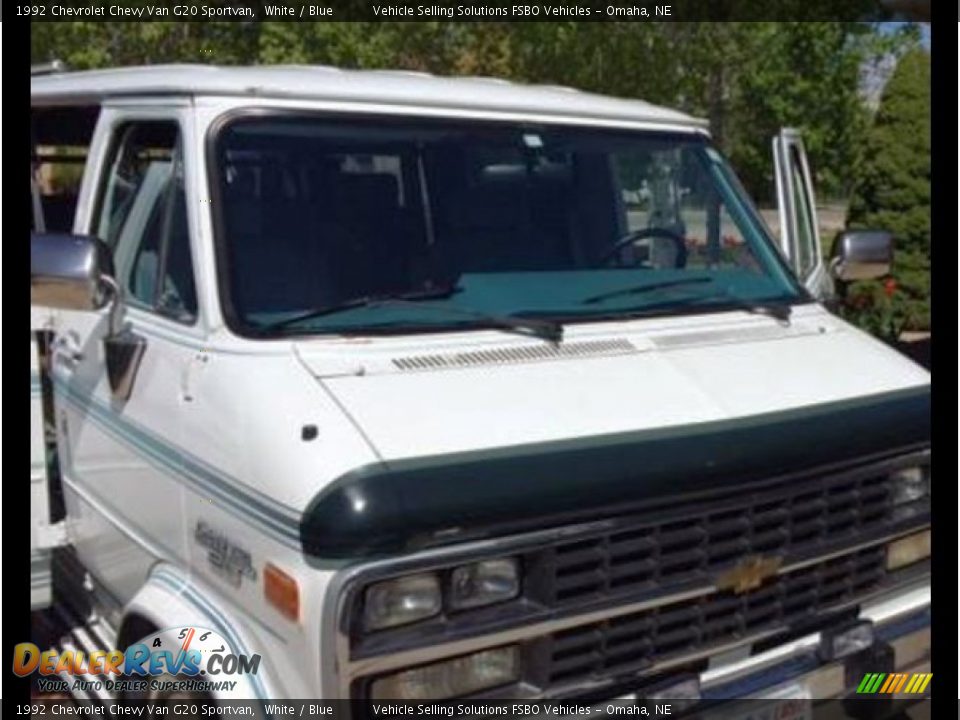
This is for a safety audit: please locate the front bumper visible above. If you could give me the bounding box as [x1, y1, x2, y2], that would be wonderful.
[587, 581, 930, 719]
[699, 583, 930, 702]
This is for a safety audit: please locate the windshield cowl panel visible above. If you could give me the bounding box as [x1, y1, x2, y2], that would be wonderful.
[209, 114, 804, 339]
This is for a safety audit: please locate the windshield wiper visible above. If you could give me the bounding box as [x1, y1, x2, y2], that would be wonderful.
[711, 296, 793, 323]
[257, 286, 565, 342]
[582, 277, 715, 305]
[582, 277, 793, 323]
[613, 292, 794, 323]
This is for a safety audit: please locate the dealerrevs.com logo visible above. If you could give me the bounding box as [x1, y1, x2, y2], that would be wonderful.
[14, 626, 261, 695]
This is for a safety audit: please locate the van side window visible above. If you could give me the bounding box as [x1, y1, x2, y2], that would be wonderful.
[96, 122, 198, 323]
[31, 105, 100, 233]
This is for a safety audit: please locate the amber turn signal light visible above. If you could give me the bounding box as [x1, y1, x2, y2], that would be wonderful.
[264, 563, 300, 621]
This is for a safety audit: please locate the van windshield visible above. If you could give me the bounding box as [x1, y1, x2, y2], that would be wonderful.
[211, 116, 805, 337]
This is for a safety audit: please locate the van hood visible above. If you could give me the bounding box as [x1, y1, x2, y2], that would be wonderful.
[293, 307, 930, 557]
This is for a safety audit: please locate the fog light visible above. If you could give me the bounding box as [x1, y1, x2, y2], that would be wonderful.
[369, 646, 520, 700]
[885, 530, 931, 571]
[819, 621, 874, 662]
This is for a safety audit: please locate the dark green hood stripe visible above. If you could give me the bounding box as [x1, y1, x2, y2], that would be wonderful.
[301, 386, 930, 558]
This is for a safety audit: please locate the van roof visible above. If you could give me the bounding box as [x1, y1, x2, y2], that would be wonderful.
[31, 64, 708, 130]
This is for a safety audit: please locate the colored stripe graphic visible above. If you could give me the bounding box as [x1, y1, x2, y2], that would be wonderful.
[868, 673, 886, 693]
[859, 672, 932, 694]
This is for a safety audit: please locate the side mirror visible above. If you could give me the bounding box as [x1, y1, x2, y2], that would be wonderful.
[31, 233, 116, 311]
[31, 233, 144, 402]
[829, 230, 894, 282]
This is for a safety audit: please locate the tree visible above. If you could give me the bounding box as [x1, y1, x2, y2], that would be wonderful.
[31, 22, 260, 68]
[32, 22, 916, 207]
[845, 48, 930, 331]
[728, 23, 873, 202]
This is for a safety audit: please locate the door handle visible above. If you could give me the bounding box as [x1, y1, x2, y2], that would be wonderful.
[180, 351, 209, 402]
[52, 333, 84, 370]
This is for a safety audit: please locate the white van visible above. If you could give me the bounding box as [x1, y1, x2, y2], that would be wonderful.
[30, 65, 930, 705]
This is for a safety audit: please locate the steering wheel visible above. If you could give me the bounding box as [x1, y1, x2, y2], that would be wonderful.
[600, 227, 688, 269]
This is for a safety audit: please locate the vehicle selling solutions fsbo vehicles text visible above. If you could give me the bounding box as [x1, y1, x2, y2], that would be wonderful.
[367, 4, 670, 17]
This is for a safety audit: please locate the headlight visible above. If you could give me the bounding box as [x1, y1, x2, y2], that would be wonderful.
[449, 558, 520, 611]
[369, 646, 520, 700]
[890, 466, 930, 506]
[363, 573, 441, 632]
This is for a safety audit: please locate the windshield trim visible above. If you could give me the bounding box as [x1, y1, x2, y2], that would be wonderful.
[206, 108, 810, 341]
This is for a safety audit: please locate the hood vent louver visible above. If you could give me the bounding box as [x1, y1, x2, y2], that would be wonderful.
[651, 323, 815, 349]
[392, 338, 638, 372]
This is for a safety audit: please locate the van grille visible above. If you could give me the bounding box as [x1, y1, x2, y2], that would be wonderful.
[546, 546, 886, 688]
[544, 472, 893, 606]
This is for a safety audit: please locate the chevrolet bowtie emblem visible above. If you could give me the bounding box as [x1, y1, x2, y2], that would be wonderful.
[716, 555, 783, 595]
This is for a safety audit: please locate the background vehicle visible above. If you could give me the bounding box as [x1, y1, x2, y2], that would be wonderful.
[29, 65, 930, 709]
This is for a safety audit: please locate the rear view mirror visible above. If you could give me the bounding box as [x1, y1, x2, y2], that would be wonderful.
[829, 230, 894, 282]
[31, 233, 115, 311]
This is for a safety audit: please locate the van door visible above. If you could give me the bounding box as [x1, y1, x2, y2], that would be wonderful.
[32, 103, 100, 609]
[772, 128, 833, 299]
[31, 144, 58, 610]
[50, 108, 200, 620]
[30, 326, 55, 610]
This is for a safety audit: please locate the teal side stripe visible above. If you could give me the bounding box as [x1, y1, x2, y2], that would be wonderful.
[52, 378, 301, 547]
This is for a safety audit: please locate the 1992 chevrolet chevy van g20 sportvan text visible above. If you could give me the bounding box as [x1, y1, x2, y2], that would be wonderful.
[30, 64, 930, 706]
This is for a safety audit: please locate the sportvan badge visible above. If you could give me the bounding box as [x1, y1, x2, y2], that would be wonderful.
[194, 521, 257, 588]
[715, 555, 782, 595]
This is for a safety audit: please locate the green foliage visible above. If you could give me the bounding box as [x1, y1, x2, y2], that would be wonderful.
[836, 277, 920, 341]
[730, 23, 870, 201]
[845, 49, 930, 332]
[31, 22, 259, 68]
[257, 22, 511, 73]
[32, 22, 919, 204]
